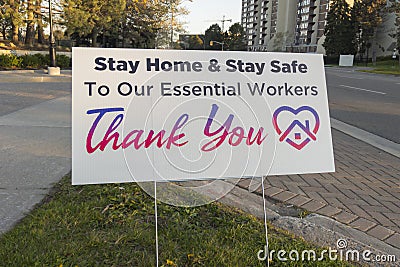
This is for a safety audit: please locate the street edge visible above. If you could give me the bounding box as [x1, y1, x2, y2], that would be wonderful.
[331, 118, 400, 159]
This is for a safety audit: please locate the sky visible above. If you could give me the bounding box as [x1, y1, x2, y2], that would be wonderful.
[181, 0, 242, 34]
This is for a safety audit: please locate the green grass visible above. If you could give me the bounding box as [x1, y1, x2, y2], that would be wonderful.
[359, 59, 400, 75]
[0, 174, 355, 266]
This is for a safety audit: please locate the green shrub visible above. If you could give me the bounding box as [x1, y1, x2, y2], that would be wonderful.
[56, 54, 72, 68]
[43, 54, 72, 69]
[20, 53, 47, 68]
[0, 53, 71, 69]
[0, 54, 23, 68]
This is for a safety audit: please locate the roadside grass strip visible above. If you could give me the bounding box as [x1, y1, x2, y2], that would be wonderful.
[359, 60, 400, 75]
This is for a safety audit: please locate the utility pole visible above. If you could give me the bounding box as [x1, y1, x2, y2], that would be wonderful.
[48, 0, 56, 67]
[48, 0, 60, 75]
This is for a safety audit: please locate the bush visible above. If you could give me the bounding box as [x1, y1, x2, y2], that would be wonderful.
[55, 55, 72, 69]
[20, 54, 47, 69]
[0, 54, 23, 69]
[43, 54, 72, 69]
[0, 53, 71, 69]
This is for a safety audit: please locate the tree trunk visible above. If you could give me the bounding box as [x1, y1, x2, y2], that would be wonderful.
[25, 0, 35, 46]
[37, 23, 45, 44]
[11, 25, 19, 43]
[9, 0, 19, 44]
[36, 0, 45, 44]
[1, 25, 6, 40]
[371, 27, 378, 66]
[91, 28, 99, 47]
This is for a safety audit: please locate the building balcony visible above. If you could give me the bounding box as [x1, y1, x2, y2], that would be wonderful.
[309, 0, 317, 9]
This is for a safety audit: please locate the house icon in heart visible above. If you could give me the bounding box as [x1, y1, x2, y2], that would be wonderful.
[273, 106, 320, 150]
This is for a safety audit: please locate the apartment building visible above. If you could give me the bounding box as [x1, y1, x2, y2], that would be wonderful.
[241, 0, 397, 56]
[293, 0, 330, 53]
[241, 0, 327, 52]
[241, 0, 269, 51]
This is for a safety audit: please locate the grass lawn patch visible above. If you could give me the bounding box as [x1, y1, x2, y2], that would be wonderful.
[359, 60, 400, 75]
[0, 174, 355, 266]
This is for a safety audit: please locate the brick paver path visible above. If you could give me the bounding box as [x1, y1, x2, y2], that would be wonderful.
[238, 129, 400, 249]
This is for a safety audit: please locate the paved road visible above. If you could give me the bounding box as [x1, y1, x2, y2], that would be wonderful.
[326, 68, 400, 144]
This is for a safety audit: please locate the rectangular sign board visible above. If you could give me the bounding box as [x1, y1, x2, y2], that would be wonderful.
[72, 48, 335, 185]
[339, 55, 354, 67]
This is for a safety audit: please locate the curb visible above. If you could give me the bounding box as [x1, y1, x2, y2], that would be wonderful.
[0, 75, 71, 83]
[331, 118, 400, 159]
[0, 70, 72, 83]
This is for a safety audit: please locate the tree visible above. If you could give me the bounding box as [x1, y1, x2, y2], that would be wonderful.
[1, 0, 48, 45]
[169, 0, 189, 47]
[36, 0, 45, 44]
[323, 0, 357, 56]
[62, 0, 189, 48]
[25, 0, 35, 45]
[178, 34, 204, 50]
[0, 0, 12, 39]
[353, 0, 387, 62]
[154, 0, 191, 48]
[388, 0, 400, 54]
[394, 7, 400, 54]
[1, 0, 24, 43]
[62, 0, 126, 47]
[204, 23, 223, 50]
[123, 0, 163, 48]
[187, 35, 203, 49]
[225, 22, 246, 51]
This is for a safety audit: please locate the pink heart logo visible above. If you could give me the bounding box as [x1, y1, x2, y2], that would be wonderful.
[272, 106, 320, 150]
